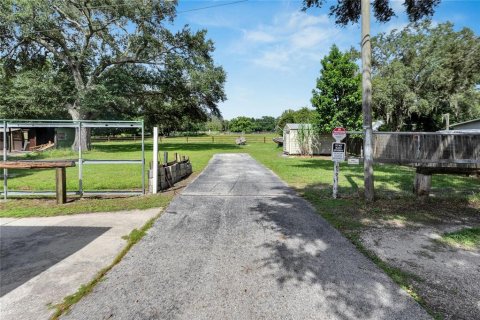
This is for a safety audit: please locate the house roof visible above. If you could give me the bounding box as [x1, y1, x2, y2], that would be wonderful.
[450, 118, 480, 128]
[284, 123, 313, 130]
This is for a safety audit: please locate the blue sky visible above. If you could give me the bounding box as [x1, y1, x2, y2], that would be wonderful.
[173, 0, 480, 120]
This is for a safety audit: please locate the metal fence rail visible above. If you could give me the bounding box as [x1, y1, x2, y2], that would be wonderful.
[1, 119, 145, 201]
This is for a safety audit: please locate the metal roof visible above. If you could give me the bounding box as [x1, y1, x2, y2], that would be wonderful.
[450, 118, 480, 128]
[284, 123, 313, 130]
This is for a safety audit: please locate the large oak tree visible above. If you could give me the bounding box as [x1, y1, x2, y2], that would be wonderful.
[0, 0, 226, 149]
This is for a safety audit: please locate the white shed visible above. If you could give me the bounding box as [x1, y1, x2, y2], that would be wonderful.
[283, 123, 335, 155]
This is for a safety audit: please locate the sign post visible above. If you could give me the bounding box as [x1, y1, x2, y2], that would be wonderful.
[331, 127, 347, 199]
[152, 127, 159, 194]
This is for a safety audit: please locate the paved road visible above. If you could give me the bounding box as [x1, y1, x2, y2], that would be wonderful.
[0, 209, 159, 320]
[63, 154, 430, 320]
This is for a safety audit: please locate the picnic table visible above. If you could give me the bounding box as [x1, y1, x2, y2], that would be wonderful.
[0, 161, 76, 204]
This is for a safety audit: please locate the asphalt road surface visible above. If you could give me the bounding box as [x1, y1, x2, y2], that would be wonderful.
[63, 153, 430, 320]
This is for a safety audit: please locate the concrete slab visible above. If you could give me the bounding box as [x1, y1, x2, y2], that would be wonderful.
[63, 154, 431, 320]
[0, 208, 161, 320]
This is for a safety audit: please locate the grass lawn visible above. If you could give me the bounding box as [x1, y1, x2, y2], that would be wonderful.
[1, 135, 479, 218]
[439, 227, 480, 249]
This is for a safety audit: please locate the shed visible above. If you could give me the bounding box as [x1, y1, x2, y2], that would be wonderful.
[449, 118, 480, 132]
[0, 128, 26, 152]
[1, 127, 76, 152]
[283, 123, 334, 155]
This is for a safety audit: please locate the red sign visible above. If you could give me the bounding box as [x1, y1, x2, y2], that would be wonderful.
[332, 127, 347, 141]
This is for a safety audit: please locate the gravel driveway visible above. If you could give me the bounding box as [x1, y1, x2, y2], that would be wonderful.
[63, 153, 431, 320]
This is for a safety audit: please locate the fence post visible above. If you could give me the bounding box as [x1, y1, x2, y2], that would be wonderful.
[212, 136, 214, 143]
[174, 152, 178, 163]
[152, 127, 158, 194]
[163, 151, 168, 165]
[3, 120, 7, 201]
[264, 136, 266, 143]
[186, 136, 189, 143]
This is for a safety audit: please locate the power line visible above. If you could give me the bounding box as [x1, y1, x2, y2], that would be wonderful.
[0, 0, 249, 37]
[177, 0, 248, 14]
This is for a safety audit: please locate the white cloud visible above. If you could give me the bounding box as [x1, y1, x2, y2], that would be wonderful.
[243, 30, 276, 43]
[235, 11, 351, 71]
[253, 49, 290, 70]
[290, 26, 338, 49]
[284, 12, 329, 29]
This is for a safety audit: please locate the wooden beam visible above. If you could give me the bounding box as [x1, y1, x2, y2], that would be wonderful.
[0, 161, 76, 169]
[414, 169, 432, 197]
[56, 167, 67, 204]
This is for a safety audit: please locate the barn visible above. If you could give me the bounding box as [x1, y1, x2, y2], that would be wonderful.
[1, 127, 75, 152]
[283, 123, 335, 155]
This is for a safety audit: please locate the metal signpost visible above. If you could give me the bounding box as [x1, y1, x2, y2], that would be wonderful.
[332, 127, 347, 199]
[152, 127, 159, 194]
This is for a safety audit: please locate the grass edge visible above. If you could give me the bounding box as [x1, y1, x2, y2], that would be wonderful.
[49, 210, 163, 320]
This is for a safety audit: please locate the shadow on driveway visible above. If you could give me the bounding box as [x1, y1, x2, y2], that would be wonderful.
[0, 226, 110, 296]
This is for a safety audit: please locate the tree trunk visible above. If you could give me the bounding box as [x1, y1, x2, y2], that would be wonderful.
[361, 0, 375, 202]
[68, 103, 91, 151]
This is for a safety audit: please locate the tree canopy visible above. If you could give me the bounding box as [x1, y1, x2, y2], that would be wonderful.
[311, 45, 362, 133]
[229, 116, 255, 133]
[0, 0, 226, 148]
[372, 21, 480, 131]
[275, 107, 315, 135]
[302, 0, 440, 25]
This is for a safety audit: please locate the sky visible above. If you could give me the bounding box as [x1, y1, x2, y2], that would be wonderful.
[172, 0, 480, 120]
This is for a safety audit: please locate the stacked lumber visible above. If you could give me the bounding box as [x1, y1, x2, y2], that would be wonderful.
[31, 141, 55, 152]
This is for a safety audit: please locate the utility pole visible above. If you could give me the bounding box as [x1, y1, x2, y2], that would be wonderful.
[361, 0, 374, 202]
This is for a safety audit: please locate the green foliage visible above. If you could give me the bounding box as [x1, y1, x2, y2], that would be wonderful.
[372, 21, 480, 131]
[253, 116, 276, 132]
[302, 0, 440, 25]
[205, 116, 223, 132]
[275, 107, 315, 135]
[229, 116, 255, 133]
[296, 124, 313, 156]
[0, 0, 226, 132]
[311, 45, 362, 133]
[439, 227, 480, 249]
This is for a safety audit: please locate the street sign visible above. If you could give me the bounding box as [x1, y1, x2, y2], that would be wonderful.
[332, 127, 347, 142]
[331, 142, 346, 162]
[348, 158, 360, 165]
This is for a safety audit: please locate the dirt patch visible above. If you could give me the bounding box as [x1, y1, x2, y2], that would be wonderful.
[360, 222, 480, 320]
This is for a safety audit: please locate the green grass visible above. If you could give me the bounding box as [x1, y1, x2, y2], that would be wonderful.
[50, 213, 160, 320]
[0, 194, 172, 217]
[439, 227, 480, 249]
[2, 136, 479, 218]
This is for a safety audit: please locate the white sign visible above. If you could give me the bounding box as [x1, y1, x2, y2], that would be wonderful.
[348, 158, 360, 165]
[332, 127, 347, 142]
[331, 142, 346, 162]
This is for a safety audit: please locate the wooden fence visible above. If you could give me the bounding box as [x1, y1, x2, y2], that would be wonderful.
[92, 135, 275, 144]
[148, 152, 192, 192]
[373, 132, 479, 169]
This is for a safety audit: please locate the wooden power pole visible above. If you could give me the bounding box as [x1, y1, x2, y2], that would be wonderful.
[361, 0, 374, 202]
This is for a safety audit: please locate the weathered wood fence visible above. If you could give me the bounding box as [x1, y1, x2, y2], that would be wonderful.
[372, 132, 479, 196]
[148, 152, 192, 193]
